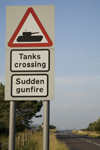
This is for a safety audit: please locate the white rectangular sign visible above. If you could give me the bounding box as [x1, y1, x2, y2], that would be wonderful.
[11, 49, 50, 72]
[5, 5, 55, 101]
[11, 74, 48, 97]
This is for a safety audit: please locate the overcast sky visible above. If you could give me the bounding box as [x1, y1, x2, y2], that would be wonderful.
[0, 0, 100, 130]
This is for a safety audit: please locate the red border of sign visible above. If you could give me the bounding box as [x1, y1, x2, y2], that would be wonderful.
[8, 7, 53, 47]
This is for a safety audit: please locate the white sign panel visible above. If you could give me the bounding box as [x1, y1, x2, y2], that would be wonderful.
[5, 5, 55, 101]
[11, 74, 48, 97]
[11, 49, 50, 72]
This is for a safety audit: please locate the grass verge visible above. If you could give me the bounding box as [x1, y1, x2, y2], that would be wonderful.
[16, 131, 69, 150]
[73, 130, 100, 138]
[0, 130, 69, 150]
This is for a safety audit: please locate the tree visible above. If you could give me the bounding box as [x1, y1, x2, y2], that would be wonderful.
[49, 125, 56, 129]
[0, 82, 43, 133]
[0, 83, 9, 134]
[16, 101, 43, 131]
[0, 83, 9, 135]
[95, 118, 100, 131]
[87, 118, 100, 131]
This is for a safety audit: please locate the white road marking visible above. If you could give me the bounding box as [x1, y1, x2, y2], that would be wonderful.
[80, 138, 84, 140]
[86, 140, 91, 143]
[93, 143, 100, 147]
[80, 138, 100, 147]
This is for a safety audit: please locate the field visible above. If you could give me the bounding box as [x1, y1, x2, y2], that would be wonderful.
[0, 130, 69, 150]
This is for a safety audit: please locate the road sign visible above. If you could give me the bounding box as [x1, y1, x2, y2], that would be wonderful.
[10, 49, 50, 72]
[11, 74, 48, 97]
[8, 7, 53, 47]
[5, 5, 55, 101]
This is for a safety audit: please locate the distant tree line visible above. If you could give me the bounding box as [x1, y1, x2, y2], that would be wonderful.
[84, 118, 100, 131]
[0, 82, 43, 136]
[38, 123, 56, 131]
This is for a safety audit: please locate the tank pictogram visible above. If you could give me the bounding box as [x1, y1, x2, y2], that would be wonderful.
[17, 32, 43, 42]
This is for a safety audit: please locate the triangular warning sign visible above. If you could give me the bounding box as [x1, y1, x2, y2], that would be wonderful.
[8, 7, 53, 47]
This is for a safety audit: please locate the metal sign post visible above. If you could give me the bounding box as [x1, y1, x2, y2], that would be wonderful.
[43, 100, 50, 150]
[9, 101, 16, 150]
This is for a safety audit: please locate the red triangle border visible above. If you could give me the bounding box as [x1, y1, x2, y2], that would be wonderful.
[8, 7, 53, 47]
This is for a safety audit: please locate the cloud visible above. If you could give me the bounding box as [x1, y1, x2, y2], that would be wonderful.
[55, 76, 100, 103]
[51, 102, 69, 109]
[63, 104, 68, 108]
[55, 76, 83, 85]
[55, 76, 100, 85]
[86, 105, 95, 108]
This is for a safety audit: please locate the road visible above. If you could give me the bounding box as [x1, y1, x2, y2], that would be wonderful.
[55, 132, 100, 150]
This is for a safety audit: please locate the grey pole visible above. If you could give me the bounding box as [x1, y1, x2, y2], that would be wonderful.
[9, 101, 16, 150]
[43, 100, 50, 150]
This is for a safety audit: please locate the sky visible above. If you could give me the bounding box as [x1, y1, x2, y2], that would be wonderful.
[0, 0, 100, 130]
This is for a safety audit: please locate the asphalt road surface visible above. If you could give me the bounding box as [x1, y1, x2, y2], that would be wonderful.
[56, 132, 100, 150]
